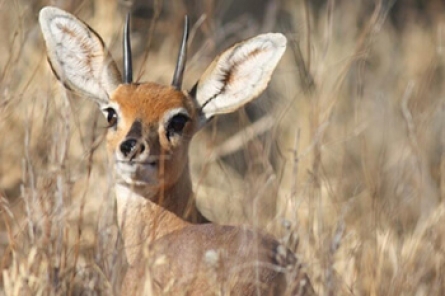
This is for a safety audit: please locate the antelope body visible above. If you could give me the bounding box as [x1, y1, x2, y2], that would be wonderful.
[39, 6, 315, 295]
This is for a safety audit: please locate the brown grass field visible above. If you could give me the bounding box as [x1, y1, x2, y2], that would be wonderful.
[1, 0, 445, 295]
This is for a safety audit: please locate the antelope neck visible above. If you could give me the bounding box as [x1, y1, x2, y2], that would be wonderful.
[114, 165, 200, 265]
[118, 165, 195, 216]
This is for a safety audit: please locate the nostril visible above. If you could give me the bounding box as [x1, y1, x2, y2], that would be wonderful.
[120, 139, 137, 157]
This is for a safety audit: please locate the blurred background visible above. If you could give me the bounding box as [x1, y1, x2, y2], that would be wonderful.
[1, 0, 445, 295]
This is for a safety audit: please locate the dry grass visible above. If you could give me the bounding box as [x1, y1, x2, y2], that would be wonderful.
[1, 0, 445, 295]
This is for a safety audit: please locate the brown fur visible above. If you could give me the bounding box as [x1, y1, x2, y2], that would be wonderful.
[111, 83, 196, 124]
[39, 8, 315, 295]
[108, 83, 206, 223]
[119, 196, 316, 296]
[109, 83, 316, 295]
[124, 225, 288, 295]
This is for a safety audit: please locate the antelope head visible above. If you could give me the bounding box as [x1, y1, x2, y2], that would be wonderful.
[39, 6, 287, 199]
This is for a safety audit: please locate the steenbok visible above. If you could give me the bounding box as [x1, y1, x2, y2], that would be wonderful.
[39, 6, 315, 295]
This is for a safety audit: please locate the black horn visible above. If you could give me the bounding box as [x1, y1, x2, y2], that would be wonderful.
[172, 16, 189, 90]
[123, 13, 133, 84]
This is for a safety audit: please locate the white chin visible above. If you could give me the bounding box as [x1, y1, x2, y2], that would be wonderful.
[116, 163, 157, 186]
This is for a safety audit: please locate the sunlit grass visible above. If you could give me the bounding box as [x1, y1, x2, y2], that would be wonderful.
[1, 0, 445, 295]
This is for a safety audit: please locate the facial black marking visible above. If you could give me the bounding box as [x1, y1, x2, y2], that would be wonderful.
[126, 120, 143, 139]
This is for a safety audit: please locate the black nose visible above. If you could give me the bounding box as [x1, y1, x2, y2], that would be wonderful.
[120, 138, 145, 158]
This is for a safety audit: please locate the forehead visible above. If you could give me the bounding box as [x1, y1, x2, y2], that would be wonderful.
[110, 83, 193, 122]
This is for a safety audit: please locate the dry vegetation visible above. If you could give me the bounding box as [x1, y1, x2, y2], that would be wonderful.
[1, 0, 445, 295]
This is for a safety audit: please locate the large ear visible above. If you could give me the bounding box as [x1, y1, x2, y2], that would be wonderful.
[192, 33, 287, 122]
[39, 6, 121, 106]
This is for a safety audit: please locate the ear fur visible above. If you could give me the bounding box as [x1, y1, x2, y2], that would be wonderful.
[192, 33, 287, 121]
[39, 6, 121, 105]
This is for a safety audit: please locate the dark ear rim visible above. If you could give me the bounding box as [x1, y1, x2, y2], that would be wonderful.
[189, 82, 198, 99]
[47, 58, 73, 92]
[188, 82, 214, 129]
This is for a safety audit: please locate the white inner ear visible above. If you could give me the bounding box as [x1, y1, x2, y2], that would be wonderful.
[195, 33, 287, 120]
[39, 7, 120, 105]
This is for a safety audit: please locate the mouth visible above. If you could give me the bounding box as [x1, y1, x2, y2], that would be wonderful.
[116, 154, 172, 166]
[115, 161, 153, 185]
[114, 156, 171, 186]
[116, 159, 158, 166]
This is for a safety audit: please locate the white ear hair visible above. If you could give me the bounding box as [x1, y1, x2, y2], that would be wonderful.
[193, 33, 287, 121]
[39, 6, 121, 105]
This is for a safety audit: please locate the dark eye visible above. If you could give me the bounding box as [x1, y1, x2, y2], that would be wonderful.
[166, 114, 190, 140]
[104, 107, 118, 128]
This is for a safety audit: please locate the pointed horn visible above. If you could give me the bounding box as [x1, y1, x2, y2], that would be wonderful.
[123, 13, 133, 84]
[172, 16, 189, 90]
